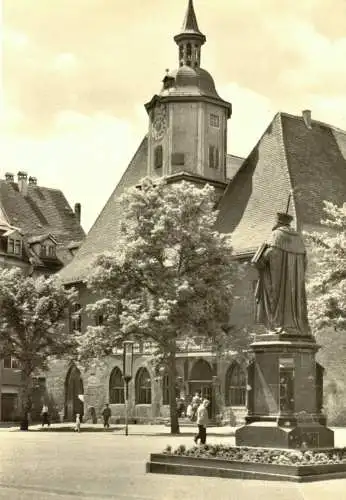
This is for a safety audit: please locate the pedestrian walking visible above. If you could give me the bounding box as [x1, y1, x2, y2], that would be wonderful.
[41, 404, 50, 427]
[194, 399, 209, 445]
[75, 413, 81, 432]
[102, 403, 112, 429]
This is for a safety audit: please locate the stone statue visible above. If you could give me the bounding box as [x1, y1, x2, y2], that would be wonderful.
[252, 212, 310, 336]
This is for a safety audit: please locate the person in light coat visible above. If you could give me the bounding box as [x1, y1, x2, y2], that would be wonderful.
[194, 399, 209, 445]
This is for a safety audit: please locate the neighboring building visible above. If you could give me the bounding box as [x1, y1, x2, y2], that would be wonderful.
[0, 171, 85, 422]
[51, 0, 346, 425]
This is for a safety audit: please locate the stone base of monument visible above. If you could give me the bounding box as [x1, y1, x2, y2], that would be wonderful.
[146, 452, 346, 482]
[235, 421, 335, 449]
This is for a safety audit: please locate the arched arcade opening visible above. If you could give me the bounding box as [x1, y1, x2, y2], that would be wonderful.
[65, 365, 84, 422]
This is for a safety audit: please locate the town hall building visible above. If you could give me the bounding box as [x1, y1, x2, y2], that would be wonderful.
[51, 0, 346, 425]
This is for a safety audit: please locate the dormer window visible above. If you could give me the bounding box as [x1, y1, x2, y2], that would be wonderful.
[40, 243, 56, 258]
[14, 240, 21, 255]
[7, 237, 22, 256]
[8, 238, 14, 254]
[48, 245, 56, 257]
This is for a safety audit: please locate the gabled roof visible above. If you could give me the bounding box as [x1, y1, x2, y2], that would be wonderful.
[58, 136, 148, 283]
[217, 112, 346, 254]
[0, 181, 85, 246]
[0, 180, 85, 266]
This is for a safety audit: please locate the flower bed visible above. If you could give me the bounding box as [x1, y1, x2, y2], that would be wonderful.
[146, 444, 346, 482]
[165, 444, 346, 465]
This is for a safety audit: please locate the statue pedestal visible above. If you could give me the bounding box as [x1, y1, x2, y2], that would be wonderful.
[235, 333, 334, 449]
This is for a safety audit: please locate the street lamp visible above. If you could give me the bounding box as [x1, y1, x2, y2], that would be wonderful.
[123, 340, 134, 436]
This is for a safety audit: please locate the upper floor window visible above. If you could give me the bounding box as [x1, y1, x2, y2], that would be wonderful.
[71, 303, 82, 332]
[210, 114, 220, 128]
[209, 145, 219, 169]
[3, 356, 20, 369]
[154, 145, 163, 169]
[95, 314, 104, 326]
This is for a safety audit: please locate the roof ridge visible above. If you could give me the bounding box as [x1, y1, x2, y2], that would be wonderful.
[226, 153, 245, 160]
[279, 111, 346, 136]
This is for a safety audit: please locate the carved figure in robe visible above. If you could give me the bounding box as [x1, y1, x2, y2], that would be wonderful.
[252, 212, 310, 336]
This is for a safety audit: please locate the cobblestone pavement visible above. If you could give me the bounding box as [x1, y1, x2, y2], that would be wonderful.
[0, 426, 345, 499]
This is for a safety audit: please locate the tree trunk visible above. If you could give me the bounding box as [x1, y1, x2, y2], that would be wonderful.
[168, 343, 179, 434]
[19, 370, 32, 431]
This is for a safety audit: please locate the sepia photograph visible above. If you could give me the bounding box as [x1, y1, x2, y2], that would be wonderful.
[1, 0, 346, 498]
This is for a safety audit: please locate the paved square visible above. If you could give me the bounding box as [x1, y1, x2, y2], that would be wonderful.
[0, 426, 345, 499]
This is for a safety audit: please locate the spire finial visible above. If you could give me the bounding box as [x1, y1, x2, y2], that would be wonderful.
[181, 0, 201, 33]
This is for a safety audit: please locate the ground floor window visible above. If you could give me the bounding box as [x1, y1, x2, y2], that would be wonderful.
[225, 363, 247, 406]
[135, 367, 151, 404]
[109, 367, 124, 404]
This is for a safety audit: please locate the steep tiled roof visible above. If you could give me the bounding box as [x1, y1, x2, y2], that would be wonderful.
[59, 111, 346, 282]
[217, 112, 346, 254]
[0, 180, 85, 265]
[59, 136, 148, 283]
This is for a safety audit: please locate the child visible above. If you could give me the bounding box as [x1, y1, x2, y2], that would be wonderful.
[75, 413, 81, 432]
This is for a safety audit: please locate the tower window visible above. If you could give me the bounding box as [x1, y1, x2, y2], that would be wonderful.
[209, 145, 219, 169]
[171, 153, 185, 166]
[154, 145, 163, 169]
[210, 114, 220, 128]
[179, 45, 184, 66]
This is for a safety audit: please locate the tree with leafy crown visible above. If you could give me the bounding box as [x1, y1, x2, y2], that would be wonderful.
[80, 178, 245, 434]
[0, 268, 77, 430]
[305, 201, 346, 332]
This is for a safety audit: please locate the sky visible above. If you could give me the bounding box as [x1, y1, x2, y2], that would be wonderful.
[2, 0, 346, 232]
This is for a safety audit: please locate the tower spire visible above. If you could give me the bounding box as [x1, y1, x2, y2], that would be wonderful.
[174, 0, 206, 68]
[182, 0, 202, 34]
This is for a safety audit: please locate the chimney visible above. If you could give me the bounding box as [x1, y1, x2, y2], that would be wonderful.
[17, 171, 28, 195]
[5, 172, 14, 183]
[28, 176, 37, 186]
[74, 203, 81, 224]
[302, 109, 312, 129]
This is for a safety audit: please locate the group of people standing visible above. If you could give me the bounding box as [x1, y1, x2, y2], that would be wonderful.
[40, 402, 112, 430]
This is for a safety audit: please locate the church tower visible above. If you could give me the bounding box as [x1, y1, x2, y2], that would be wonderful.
[145, 0, 232, 191]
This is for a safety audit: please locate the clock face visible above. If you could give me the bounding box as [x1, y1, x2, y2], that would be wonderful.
[151, 104, 167, 141]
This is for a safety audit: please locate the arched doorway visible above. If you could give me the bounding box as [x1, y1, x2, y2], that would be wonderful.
[65, 365, 84, 422]
[189, 359, 213, 418]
